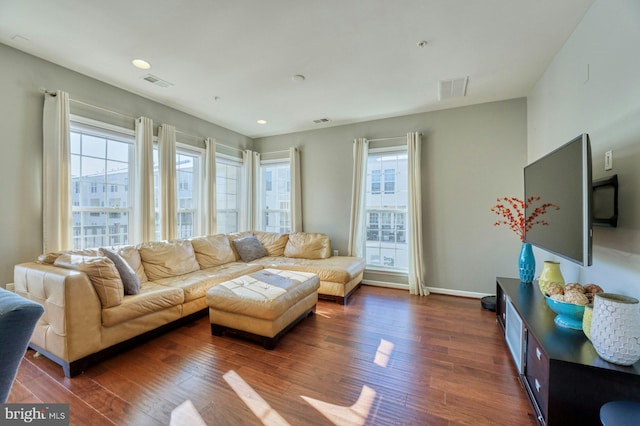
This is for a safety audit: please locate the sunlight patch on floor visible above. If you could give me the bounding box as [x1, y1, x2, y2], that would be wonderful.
[374, 338, 394, 368]
[301, 385, 376, 426]
[314, 310, 332, 318]
[223, 370, 291, 426]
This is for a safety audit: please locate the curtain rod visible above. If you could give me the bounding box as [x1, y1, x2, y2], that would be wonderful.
[260, 149, 291, 155]
[368, 133, 422, 143]
[41, 88, 245, 153]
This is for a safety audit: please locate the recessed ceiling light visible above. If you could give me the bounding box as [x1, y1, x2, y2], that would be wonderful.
[132, 59, 151, 70]
[417, 40, 428, 48]
[257, 119, 267, 125]
[292, 74, 306, 82]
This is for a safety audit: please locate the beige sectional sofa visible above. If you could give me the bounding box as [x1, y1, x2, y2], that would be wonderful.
[11, 231, 365, 377]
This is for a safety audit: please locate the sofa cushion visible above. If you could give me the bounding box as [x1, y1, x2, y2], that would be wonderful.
[284, 232, 331, 259]
[253, 231, 289, 257]
[101, 248, 140, 295]
[190, 234, 237, 268]
[152, 269, 228, 303]
[138, 240, 200, 281]
[232, 236, 268, 262]
[101, 281, 184, 327]
[116, 245, 148, 284]
[250, 256, 365, 284]
[53, 255, 124, 308]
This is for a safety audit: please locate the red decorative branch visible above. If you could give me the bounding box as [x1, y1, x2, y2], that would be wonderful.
[490, 196, 560, 242]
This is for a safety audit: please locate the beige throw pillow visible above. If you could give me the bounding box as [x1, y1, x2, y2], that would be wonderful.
[54, 254, 124, 308]
[253, 231, 289, 257]
[284, 232, 331, 259]
[138, 240, 200, 280]
[190, 234, 237, 268]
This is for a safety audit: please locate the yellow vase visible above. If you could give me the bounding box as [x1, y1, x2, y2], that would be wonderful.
[538, 261, 565, 295]
[583, 305, 593, 340]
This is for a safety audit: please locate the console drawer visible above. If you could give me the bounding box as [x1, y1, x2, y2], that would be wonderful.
[525, 330, 550, 418]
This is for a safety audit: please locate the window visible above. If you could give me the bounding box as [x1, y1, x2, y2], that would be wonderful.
[371, 170, 381, 194]
[260, 160, 290, 233]
[384, 168, 395, 194]
[152, 145, 203, 240]
[175, 147, 202, 239]
[216, 155, 241, 234]
[70, 121, 133, 249]
[365, 149, 408, 271]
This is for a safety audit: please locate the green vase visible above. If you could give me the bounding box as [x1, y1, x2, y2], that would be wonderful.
[538, 261, 564, 295]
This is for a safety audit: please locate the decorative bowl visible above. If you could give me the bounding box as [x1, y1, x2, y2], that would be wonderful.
[545, 295, 586, 330]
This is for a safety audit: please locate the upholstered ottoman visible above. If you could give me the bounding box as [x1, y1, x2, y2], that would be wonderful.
[206, 269, 319, 349]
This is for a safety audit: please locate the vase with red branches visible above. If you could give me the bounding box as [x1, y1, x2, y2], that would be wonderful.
[491, 196, 560, 283]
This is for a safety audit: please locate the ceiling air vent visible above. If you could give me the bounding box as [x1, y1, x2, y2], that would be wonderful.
[438, 77, 468, 100]
[142, 74, 173, 88]
[313, 118, 331, 124]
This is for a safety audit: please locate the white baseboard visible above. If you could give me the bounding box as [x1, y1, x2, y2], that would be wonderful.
[425, 287, 492, 299]
[362, 280, 492, 299]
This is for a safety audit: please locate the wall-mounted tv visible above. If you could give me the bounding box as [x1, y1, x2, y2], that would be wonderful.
[524, 133, 592, 266]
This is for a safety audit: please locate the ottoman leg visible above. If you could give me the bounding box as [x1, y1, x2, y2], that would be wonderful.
[263, 338, 277, 350]
[211, 324, 224, 336]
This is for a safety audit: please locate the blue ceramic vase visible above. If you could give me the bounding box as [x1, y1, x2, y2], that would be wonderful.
[519, 243, 535, 284]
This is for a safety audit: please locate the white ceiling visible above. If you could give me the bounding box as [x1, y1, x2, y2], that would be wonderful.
[0, 0, 594, 138]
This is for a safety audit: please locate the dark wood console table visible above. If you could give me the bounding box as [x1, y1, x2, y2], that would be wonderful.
[496, 277, 640, 426]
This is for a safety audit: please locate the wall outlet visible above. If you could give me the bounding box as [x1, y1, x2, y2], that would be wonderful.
[333, 250, 339, 256]
[605, 150, 613, 171]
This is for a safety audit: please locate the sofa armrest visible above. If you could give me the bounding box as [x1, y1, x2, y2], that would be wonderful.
[13, 263, 102, 363]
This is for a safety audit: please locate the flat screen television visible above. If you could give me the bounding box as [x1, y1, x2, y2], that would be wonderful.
[524, 133, 592, 266]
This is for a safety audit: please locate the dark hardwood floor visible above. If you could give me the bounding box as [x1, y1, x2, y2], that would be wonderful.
[8, 285, 537, 425]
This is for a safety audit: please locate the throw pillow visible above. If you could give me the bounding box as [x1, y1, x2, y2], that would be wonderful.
[284, 232, 331, 259]
[232, 236, 268, 262]
[190, 234, 237, 268]
[253, 231, 289, 257]
[138, 240, 200, 281]
[53, 255, 124, 308]
[101, 248, 141, 295]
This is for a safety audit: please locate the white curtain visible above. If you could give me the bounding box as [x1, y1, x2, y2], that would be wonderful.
[204, 138, 217, 235]
[134, 117, 155, 243]
[407, 132, 428, 296]
[241, 150, 260, 231]
[348, 138, 368, 257]
[158, 124, 177, 240]
[290, 147, 303, 232]
[42, 90, 72, 252]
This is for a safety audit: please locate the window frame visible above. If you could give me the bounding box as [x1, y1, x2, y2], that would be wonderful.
[258, 158, 291, 234]
[364, 146, 409, 273]
[215, 153, 242, 234]
[69, 115, 135, 249]
[175, 142, 204, 239]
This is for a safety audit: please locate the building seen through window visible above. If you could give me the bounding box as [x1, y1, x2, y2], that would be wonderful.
[261, 162, 290, 233]
[365, 149, 408, 271]
[70, 124, 133, 249]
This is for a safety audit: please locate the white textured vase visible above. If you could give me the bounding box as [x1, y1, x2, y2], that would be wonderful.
[590, 293, 640, 366]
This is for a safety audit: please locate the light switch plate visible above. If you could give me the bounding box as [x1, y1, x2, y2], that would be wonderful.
[605, 150, 613, 171]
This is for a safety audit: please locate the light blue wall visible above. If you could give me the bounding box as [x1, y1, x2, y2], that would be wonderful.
[527, 0, 640, 299]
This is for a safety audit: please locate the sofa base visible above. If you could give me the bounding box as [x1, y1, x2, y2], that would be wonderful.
[318, 283, 361, 305]
[31, 309, 208, 378]
[211, 307, 315, 350]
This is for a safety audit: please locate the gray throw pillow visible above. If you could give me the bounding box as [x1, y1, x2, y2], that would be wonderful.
[101, 248, 141, 295]
[232, 236, 268, 262]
